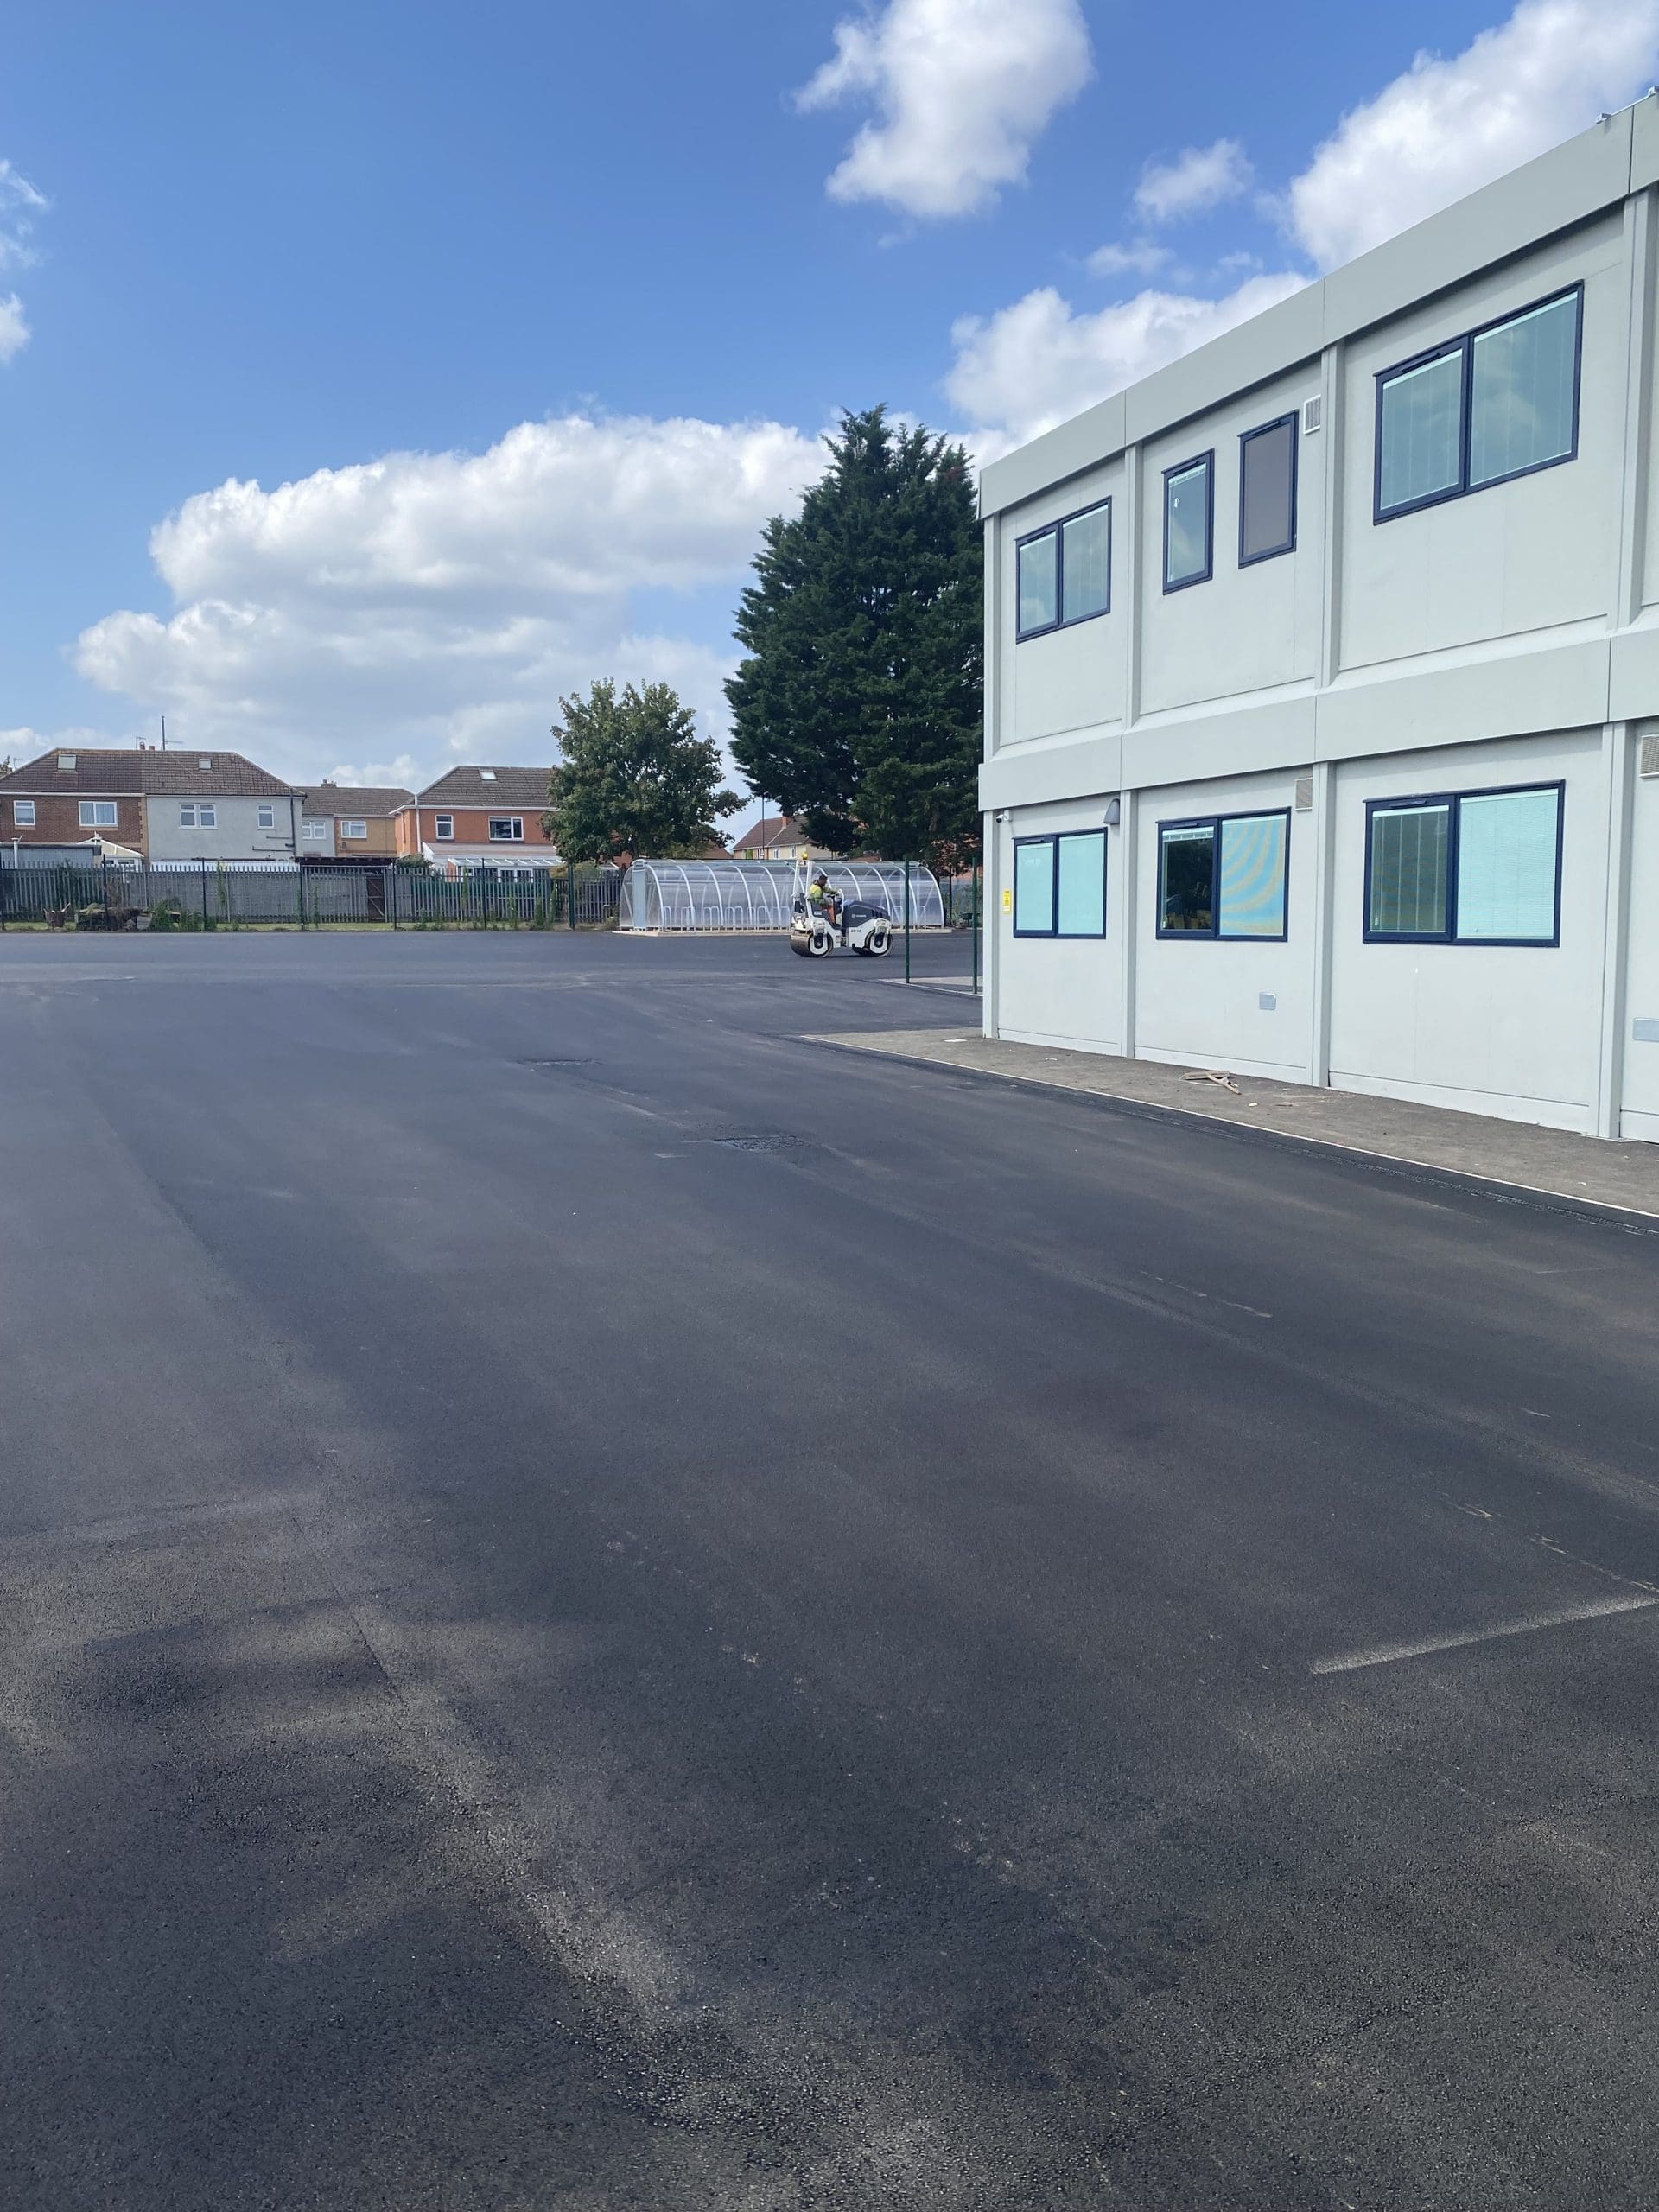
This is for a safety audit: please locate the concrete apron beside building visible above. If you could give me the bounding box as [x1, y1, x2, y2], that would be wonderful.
[979, 104, 1659, 1142]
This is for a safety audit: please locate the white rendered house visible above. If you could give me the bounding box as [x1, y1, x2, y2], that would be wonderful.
[979, 102, 1659, 1141]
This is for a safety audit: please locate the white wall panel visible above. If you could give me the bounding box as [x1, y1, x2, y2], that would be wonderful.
[1329, 731, 1605, 1127]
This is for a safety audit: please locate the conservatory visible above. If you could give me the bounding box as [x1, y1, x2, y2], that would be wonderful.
[620, 858, 944, 932]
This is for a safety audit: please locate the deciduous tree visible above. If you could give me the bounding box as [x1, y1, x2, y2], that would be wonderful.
[544, 680, 740, 863]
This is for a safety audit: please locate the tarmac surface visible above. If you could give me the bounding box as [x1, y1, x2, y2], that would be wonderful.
[4, 930, 1659, 2209]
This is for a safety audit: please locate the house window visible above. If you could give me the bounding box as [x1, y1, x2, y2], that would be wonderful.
[1365, 784, 1562, 944]
[1013, 830, 1107, 938]
[488, 816, 524, 842]
[340, 818, 367, 840]
[14, 799, 35, 825]
[257, 803, 275, 830]
[435, 815, 454, 840]
[79, 800, 118, 828]
[1163, 453, 1214, 590]
[180, 803, 217, 829]
[304, 818, 328, 842]
[1376, 285, 1581, 520]
[1157, 811, 1289, 939]
[1239, 416, 1297, 564]
[1014, 499, 1112, 639]
[57, 753, 76, 772]
[198, 757, 213, 771]
[479, 769, 496, 782]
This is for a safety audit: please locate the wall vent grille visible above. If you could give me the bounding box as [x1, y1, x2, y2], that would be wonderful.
[1640, 734, 1659, 779]
[1294, 774, 1315, 811]
[1302, 394, 1324, 435]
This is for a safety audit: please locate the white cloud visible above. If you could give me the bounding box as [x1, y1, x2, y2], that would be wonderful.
[1287, 0, 1659, 270]
[1085, 239, 1173, 279]
[947, 271, 1307, 451]
[1134, 138, 1254, 226]
[75, 415, 823, 790]
[946, 0, 1659, 454]
[798, 0, 1092, 219]
[0, 158, 47, 362]
[0, 296, 29, 364]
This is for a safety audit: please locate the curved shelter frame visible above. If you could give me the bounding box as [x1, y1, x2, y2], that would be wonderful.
[620, 858, 944, 932]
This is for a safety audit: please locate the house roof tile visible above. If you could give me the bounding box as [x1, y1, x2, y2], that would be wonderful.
[419, 766, 553, 810]
[0, 747, 298, 798]
[300, 784, 415, 817]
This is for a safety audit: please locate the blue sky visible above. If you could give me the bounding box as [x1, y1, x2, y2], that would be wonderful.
[3, 0, 1656, 797]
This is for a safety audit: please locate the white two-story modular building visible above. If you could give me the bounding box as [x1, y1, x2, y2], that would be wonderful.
[979, 102, 1659, 1141]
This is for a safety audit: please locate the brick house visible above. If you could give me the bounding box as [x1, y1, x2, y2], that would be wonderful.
[0, 746, 299, 860]
[728, 813, 836, 862]
[401, 766, 560, 873]
[300, 783, 415, 860]
[0, 747, 147, 852]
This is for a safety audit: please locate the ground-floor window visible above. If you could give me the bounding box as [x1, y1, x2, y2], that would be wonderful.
[1157, 810, 1288, 938]
[1365, 782, 1562, 944]
[1013, 830, 1107, 937]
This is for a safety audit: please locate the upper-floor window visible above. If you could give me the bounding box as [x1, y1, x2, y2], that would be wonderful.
[1365, 782, 1562, 944]
[1015, 499, 1111, 638]
[1157, 810, 1289, 939]
[435, 814, 454, 840]
[1012, 830, 1107, 937]
[340, 818, 367, 840]
[1375, 285, 1581, 522]
[257, 803, 275, 830]
[489, 816, 524, 842]
[1239, 416, 1297, 565]
[304, 817, 329, 842]
[79, 800, 118, 828]
[1163, 453, 1213, 591]
[14, 799, 35, 825]
[179, 803, 217, 829]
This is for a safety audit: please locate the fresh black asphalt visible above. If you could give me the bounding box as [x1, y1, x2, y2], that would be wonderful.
[3, 930, 1659, 2209]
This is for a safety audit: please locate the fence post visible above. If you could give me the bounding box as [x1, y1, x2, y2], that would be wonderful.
[972, 859, 980, 996]
[568, 860, 576, 929]
[904, 860, 912, 984]
[200, 861, 209, 928]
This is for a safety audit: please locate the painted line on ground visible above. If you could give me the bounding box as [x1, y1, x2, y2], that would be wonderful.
[1312, 1592, 1659, 1676]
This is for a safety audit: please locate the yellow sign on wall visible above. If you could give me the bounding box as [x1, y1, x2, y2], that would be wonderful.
[1001, 887, 1013, 912]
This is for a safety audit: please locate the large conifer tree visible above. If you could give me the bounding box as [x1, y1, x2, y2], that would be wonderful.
[725, 407, 982, 862]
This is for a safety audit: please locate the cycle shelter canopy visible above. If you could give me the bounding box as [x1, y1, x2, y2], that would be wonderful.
[620, 859, 944, 932]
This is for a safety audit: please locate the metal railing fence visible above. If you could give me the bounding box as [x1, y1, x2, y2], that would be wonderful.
[0, 861, 622, 931]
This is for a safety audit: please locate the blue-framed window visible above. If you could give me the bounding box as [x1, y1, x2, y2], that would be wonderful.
[1157, 810, 1289, 939]
[1363, 782, 1563, 946]
[1016, 499, 1111, 639]
[1013, 830, 1108, 937]
[1239, 415, 1297, 565]
[1375, 285, 1582, 522]
[1163, 452, 1213, 591]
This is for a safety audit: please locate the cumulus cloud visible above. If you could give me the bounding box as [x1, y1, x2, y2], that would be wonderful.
[798, 0, 1092, 219]
[948, 0, 1659, 454]
[75, 415, 823, 788]
[947, 272, 1307, 452]
[1135, 139, 1254, 226]
[1287, 0, 1659, 269]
